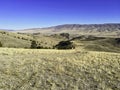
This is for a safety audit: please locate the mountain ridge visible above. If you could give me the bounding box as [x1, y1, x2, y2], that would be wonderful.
[18, 23, 120, 30]
[13, 23, 120, 37]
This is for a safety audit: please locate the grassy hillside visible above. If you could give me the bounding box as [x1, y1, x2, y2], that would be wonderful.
[0, 48, 120, 90]
[0, 31, 66, 49]
[71, 36, 120, 53]
[33, 34, 67, 48]
[0, 30, 33, 48]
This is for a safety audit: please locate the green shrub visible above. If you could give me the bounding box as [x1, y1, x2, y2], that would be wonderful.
[0, 42, 2, 47]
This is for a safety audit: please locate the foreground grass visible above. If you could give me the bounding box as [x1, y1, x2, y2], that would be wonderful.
[0, 48, 120, 90]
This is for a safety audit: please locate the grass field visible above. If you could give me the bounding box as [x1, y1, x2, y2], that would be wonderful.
[0, 48, 120, 90]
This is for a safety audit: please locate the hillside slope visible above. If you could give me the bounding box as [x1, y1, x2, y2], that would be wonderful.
[71, 36, 120, 53]
[0, 30, 66, 48]
[0, 30, 33, 48]
[0, 30, 120, 53]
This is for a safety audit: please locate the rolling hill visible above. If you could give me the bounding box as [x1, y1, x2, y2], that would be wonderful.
[0, 29, 120, 53]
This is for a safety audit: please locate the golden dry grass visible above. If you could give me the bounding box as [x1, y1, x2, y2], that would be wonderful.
[0, 48, 120, 90]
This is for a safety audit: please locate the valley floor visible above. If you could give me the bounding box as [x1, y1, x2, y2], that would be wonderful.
[0, 48, 120, 90]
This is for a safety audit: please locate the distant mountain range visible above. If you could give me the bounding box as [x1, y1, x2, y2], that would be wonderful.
[0, 29, 14, 32]
[9, 23, 120, 37]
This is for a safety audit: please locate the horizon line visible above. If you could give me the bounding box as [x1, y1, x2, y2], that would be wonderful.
[0, 23, 120, 30]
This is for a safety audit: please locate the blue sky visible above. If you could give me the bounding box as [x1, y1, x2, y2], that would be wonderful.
[0, 0, 119, 30]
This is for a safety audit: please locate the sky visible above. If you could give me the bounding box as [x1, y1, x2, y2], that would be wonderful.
[0, 0, 119, 30]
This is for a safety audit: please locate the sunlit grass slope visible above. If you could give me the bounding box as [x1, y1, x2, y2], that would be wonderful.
[0, 30, 66, 48]
[0, 48, 120, 90]
[0, 30, 33, 48]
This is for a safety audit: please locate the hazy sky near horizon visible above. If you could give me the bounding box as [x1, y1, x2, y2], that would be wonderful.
[0, 0, 119, 30]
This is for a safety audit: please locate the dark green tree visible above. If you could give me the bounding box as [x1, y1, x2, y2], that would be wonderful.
[30, 40, 37, 49]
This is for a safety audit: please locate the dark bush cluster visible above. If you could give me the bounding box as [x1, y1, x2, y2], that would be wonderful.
[30, 40, 51, 49]
[21, 37, 29, 41]
[0, 32, 6, 34]
[30, 40, 37, 49]
[60, 33, 70, 39]
[54, 41, 75, 49]
[0, 42, 2, 47]
[115, 38, 120, 44]
[31, 40, 75, 49]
